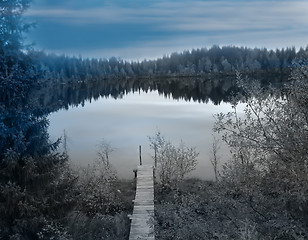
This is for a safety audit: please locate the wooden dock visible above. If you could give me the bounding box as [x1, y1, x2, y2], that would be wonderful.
[129, 165, 155, 240]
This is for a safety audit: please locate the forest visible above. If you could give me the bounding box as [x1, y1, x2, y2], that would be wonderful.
[31, 45, 303, 84]
[1, 0, 308, 239]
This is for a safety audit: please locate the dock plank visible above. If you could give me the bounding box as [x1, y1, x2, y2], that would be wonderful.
[129, 165, 155, 240]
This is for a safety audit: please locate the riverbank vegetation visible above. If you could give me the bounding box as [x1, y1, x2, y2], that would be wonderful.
[154, 63, 308, 239]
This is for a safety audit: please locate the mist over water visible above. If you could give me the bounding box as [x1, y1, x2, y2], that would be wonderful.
[48, 90, 237, 179]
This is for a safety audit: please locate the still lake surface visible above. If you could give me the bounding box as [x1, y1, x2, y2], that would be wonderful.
[48, 90, 237, 179]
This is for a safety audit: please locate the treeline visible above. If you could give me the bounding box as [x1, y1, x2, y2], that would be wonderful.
[30, 46, 307, 84]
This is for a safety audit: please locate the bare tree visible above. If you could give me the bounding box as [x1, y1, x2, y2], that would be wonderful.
[97, 138, 114, 166]
[149, 131, 198, 187]
[176, 140, 199, 181]
[62, 129, 72, 156]
[210, 134, 220, 181]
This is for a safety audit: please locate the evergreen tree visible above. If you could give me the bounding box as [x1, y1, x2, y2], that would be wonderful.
[0, 1, 76, 239]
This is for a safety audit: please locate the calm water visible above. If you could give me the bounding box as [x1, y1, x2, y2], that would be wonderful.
[48, 90, 236, 179]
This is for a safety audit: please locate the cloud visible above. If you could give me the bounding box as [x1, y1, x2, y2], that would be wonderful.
[25, 0, 308, 59]
[26, 0, 308, 29]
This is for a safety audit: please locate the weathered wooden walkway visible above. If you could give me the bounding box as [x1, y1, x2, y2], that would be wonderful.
[129, 165, 155, 240]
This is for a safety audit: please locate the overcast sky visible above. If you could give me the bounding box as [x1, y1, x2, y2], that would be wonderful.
[25, 0, 308, 60]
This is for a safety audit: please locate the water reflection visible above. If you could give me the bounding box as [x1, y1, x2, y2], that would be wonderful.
[37, 72, 287, 114]
[37, 75, 239, 113]
[43, 74, 284, 179]
[48, 90, 239, 179]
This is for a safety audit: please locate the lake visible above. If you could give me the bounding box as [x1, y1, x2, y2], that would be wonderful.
[48, 89, 237, 180]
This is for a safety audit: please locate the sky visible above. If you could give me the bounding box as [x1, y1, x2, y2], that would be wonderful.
[25, 0, 308, 61]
